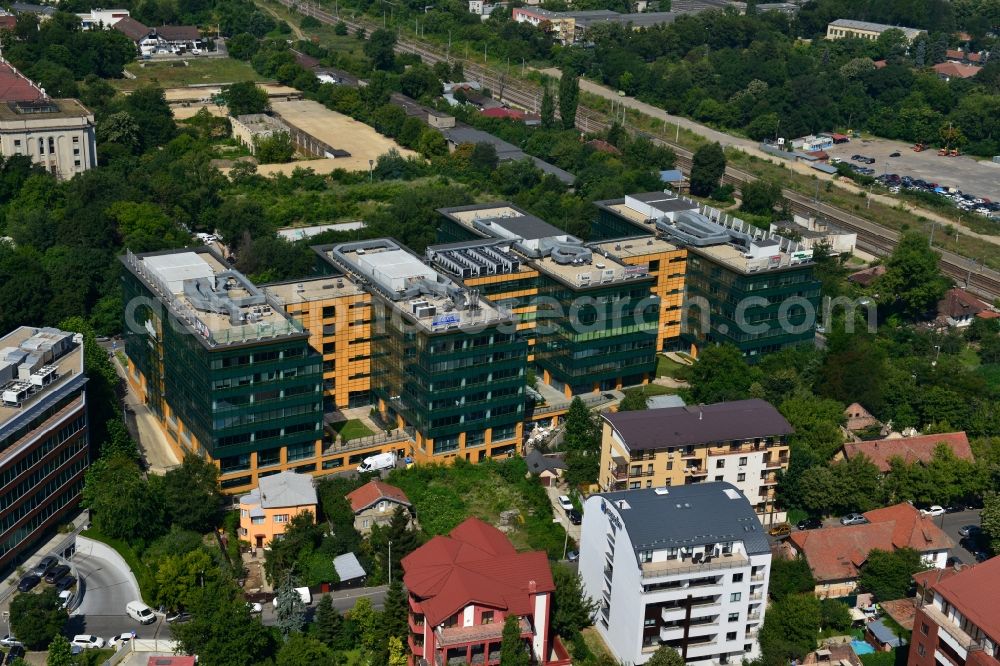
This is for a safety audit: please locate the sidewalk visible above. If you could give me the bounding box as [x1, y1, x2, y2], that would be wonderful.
[109, 352, 180, 473]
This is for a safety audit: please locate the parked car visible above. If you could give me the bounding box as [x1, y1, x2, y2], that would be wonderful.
[71, 635, 107, 650]
[768, 523, 792, 537]
[797, 517, 823, 530]
[55, 575, 76, 592]
[166, 611, 192, 623]
[108, 633, 134, 649]
[974, 551, 989, 562]
[16, 574, 40, 593]
[0, 636, 21, 648]
[29, 555, 59, 577]
[4, 645, 25, 665]
[566, 550, 579, 562]
[44, 564, 71, 584]
[557, 495, 574, 512]
[889, 152, 901, 157]
[921, 505, 946, 517]
[959, 525, 981, 537]
[126, 601, 156, 625]
[566, 509, 582, 525]
[840, 513, 868, 526]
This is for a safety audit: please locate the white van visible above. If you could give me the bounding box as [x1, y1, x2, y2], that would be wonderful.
[272, 587, 312, 607]
[357, 452, 395, 473]
[126, 600, 156, 625]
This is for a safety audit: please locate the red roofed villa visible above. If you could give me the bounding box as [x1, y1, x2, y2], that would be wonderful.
[402, 517, 571, 666]
[909, 557, 1000, 666]
[841, 431, 972, 473]
[785, 503, 953, 598]
[346, 479, 412, 535]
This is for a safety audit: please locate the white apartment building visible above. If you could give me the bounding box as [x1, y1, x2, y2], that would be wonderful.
[579, 484, 772, 665]
[76, 8, 130, 29]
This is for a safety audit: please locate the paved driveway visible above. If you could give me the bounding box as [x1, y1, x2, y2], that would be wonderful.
[72, 551, 141, 619]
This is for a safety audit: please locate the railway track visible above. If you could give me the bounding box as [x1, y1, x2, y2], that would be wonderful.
[283, 0, 1000, 301]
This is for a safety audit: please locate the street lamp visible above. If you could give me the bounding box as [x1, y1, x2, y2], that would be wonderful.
[388, 539, 393, 585]
[931, 345, 941, 367]
[368, 159, 374, 182]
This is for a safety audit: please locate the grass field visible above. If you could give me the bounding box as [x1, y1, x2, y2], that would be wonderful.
[116, 58, 263, 91]
[331, 419, 374, 441]
[656, 355, 692, 380]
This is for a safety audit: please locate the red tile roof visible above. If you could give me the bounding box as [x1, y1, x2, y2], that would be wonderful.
[873, 59, 887, 69]
[787, 503, 952, 583]
[586, 138, 622, 155]
[938, 288, 987, 319]
[967, 52, 982, 63]
[913, 563, 965, 591]
[945, 49, 966, 60]
[346, 480, 411, 513]
[0, 61, 44, 102]
[401, 517, 554, 626]
[481, 107, 525, 120]
[930, 556, 1000, 645]
[933, 61, 982, 79]
[843, 432, 972, 472]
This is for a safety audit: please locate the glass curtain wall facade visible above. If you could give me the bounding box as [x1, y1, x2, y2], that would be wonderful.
[681, 250, 821, 360]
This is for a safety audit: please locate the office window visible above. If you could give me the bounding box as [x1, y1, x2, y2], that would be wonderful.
[716, 459, 725, 468]
[726, 632, 737, 641]
[730, 593, 741, 602]
[737, 473, 746, 482]
[739, 456, 748, 465]
[322, 306, 336, 318]
[728, 613, 739, 622]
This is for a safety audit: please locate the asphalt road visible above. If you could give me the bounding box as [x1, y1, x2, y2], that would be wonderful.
[933, 508, 983, 564]
[72, 552, 141, 619]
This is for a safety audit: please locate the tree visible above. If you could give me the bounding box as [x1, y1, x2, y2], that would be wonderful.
[162, 453, 223, 532]
[9, 588, 67, 650]
[82, 453, 164, 542]
[858, 548, 927, 601]
[820, 599, 852, 633]
[418, 128, 448, 158]
[254, 131, 295, 164]
[500, 614, 530, 666]
[563, 397, 600, 487]
[689, 142, 726, 197]
[124, 86, 176, 149]
[768, 557, 816, 602]
[617, 388, 650, 411]
[558, 72, 579, 130]
[758, 593, 821, 664]
[382, 579, 409, 642]
[154, 548, 218, 612]
[540, 84, 555, 129]
[646, 646, 684, 666]
[470, 142, 499, 173]
[387, 635, 408, 666]
[274, 576, 308, 637]
[171, 581, 272, 666]
[313, 594, 344, 648]
[550, 564, 598, 637]
[364, 28, 397, 71]
[876, 232, 950, 320]
[276, 634, 334, 666]
[46, 634, 74, 666]
[221, 81, 268, 117]
[349, 597, 381, 653]
[97, 111, 141, 153]
[979, 491, 1000, 554]
[739, 179, 782, 218]
[688, 344, 755, 403]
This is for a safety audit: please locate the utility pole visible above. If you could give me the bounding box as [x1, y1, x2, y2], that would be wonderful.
[388, 540, 393, 585]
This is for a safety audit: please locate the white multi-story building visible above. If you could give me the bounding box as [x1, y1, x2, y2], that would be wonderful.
[580, 483, 772, 665]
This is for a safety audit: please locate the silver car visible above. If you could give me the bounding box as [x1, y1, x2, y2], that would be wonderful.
[840, 513, 868, 526]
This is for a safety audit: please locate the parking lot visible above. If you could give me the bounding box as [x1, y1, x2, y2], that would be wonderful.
[826, 137, 1000, 202]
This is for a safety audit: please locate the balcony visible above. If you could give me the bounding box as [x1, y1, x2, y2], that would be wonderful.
[435, 617, 533, 649]
[410, 615, 426, 633]
[409, 634, 425, 654]
[641, 551, 749, 579]
[684, 466, 708, 477]
[751, 573, 765, 582]
[762, 457, 788, 470]
[759, 473, 778, 485]
[919, 604, 983, 659]
[680, 450, 700, 460]
[749, 591, 763, 601]
[610, 466, 629, 481]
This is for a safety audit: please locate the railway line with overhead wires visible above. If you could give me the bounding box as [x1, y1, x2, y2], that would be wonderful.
[277, 0, 1000, 301]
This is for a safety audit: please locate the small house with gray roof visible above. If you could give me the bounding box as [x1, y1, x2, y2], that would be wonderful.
[579, 483, 772, 665]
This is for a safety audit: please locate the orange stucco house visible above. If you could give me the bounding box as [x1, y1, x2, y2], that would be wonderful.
[238, 471, 318, 549]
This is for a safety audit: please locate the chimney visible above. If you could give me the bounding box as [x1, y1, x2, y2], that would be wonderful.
[528, 580, 537, 593]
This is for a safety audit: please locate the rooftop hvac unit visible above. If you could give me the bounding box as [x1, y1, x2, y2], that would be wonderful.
[2, 382, 32, 406]
[415, 305, 437, 318]
[29, 365, 58, 388]
[411, 300, 429, 314]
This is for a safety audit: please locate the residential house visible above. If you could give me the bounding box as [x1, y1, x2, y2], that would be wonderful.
[848, 264, 886, 287]
[524, 449, 566, 486]
[401, 517, 571, 666]
[511, 7, 577, 44]
[238, 471, 318, 548]
[933, 62, 982, 81]
[113, 18, 201, 55]
[785, 503, 953, 598]
[346, 479, 412, 535]
[909, 556, 1000, 665]
[579, 484, 772, 664]
[945, 49, 986, 65]
[10, 3, 56, 20]
[844, 402, 880, 433]
[937, 288, 989, 327]
[76, 8, 130, 29]
[867, 617, 908, 651]
[825, 19, 923, 43]
[840, 431, 973, 473]
[598, 399, 794, 525]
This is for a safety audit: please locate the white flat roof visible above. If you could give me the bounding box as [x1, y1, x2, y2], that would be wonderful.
[143, 252, 214, 294]
[357, 249, 437, 292]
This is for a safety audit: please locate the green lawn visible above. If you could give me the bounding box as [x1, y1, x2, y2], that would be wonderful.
[656, 355, 692, 380]
[331, 419, 374, 441]
[116, 58, 263, 90]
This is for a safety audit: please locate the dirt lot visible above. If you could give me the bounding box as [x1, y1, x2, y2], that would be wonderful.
[825, 136, 1000, 201]
[268, 98, 419, 169]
